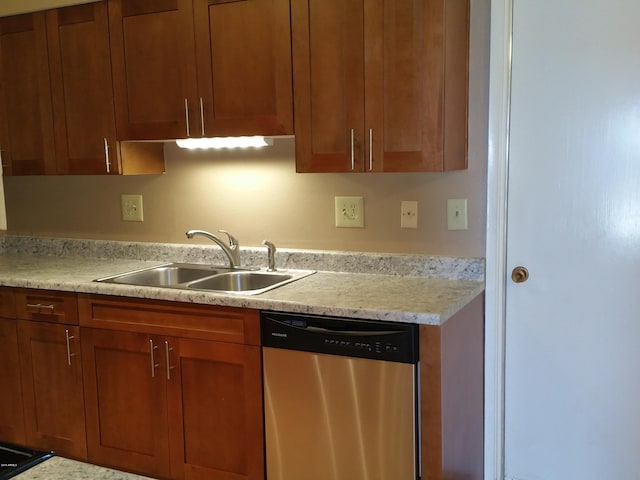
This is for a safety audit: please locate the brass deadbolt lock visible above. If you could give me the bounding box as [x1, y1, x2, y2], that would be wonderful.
[511, 266, 529, 283]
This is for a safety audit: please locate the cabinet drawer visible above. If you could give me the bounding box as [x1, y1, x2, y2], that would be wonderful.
[14, 289, 78, 325]
[0, 287, 16, 318]
[78, 294, 260, 345]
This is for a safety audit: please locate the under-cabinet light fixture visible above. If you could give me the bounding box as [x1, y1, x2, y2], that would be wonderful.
[175, 136, 273, 150]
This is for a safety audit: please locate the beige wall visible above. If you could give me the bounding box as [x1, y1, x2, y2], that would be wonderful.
[2, 0, 489, 258]
[0, 0, 95, 16]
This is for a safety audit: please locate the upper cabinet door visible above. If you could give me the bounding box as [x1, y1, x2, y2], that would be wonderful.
[109, 0, 293, 141]
[0, 13, 55, 175]
[365, 0, 469, 172]
[47, 2, 118, 175]
[193, 0, 294, 137]
[109, 0, 197, 140]
[293, 0, 469, 173]
[291, 0, 365, 172]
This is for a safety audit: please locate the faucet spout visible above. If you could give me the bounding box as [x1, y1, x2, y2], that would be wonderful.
[185, 229, 240, 268]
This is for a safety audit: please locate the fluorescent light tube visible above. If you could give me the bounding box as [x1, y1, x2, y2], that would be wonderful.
[176, 136, 272, 150]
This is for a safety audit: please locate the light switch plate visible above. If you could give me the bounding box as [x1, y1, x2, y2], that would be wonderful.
[335, 196, 364, 228]
[121, 194, 144, 222]
[447, 198, 468, 230]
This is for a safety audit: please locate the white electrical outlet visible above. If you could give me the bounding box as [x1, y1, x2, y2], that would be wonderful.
[335, 196, 364, 228]
[447, 198, 468, 230]
[121, 194, 144, 222]
[401, 201, 418, 229]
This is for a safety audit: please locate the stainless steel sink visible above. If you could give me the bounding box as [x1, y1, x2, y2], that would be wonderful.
[97, 263, 225, 287]
[95, 263, 314, 295]
[187, 271, 297, 295]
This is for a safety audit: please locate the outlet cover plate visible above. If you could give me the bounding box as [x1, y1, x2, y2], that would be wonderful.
[335, 196, 364, 228]
[401, 201, 418, 229]
[121, 194, 144, 222]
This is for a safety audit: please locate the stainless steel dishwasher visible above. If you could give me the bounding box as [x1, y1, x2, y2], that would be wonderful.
[261, 311, 420, 480]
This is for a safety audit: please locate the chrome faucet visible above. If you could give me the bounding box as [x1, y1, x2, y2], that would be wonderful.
[185, 229, 240, 268]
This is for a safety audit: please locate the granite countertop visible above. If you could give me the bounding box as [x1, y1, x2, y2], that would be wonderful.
[0, 236, 485, 325]
[14, 456, 155, 480]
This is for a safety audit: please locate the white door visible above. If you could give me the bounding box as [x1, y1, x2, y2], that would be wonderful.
[504, 0, 640, 478]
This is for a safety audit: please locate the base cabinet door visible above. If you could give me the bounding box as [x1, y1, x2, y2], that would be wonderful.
[167, 338, 264, 480]
[82, 327, 264, 480]
[0, 317, 25, 444]
[81, 328, 171, 478]
[17, 321, 87, 458]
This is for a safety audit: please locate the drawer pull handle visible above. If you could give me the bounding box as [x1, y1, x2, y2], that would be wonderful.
[26, 303, 55, 313]
[149, 339, 159, 378]
[65, 329, 76, 366]
[164, 341, 174, 380]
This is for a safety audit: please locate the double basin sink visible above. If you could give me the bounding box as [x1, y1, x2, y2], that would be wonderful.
[96, 263, 315, 295]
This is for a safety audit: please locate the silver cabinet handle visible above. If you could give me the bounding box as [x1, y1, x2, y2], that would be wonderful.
[368, 128, 373, 171]
[65, 329, 76, 366]
[164, 341, 174, 380]
[149, 339, 159, 378]
[199, 97, 205, 136]
[184, 98, 191, 137]
[26, 303, 55, 312]
[104, 138, 111, 173]
[350, 128, 355, 171]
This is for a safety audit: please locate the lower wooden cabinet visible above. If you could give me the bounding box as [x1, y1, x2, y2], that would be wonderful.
[17, 320, 87, 459]
[79, 295, 264, 480]
[0, 317, 25, 445]
[81, 328, 171, 476]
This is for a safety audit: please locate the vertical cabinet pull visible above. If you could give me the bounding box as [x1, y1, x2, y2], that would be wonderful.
[184, 98, 191, 137]
[350, 129, 355, 171]
[164, 341, 174, 380]
[199, 97, 205, 136]
[149, 339, 159, 378]
[103, 138, 111, 173]
[368, 128, 373, 171]
[65, 329, 76, 366]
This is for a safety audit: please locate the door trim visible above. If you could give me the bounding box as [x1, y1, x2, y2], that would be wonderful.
[485, 0, 513, 478]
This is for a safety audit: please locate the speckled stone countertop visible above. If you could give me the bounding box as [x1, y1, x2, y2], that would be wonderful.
[14, 456, 155, 479]
[0, 236, 485, 325]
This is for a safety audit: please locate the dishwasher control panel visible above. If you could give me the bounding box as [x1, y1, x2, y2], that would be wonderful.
[261, 311, 418, 364]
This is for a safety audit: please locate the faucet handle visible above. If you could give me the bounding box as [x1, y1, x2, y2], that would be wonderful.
[218, 229, 238, 249]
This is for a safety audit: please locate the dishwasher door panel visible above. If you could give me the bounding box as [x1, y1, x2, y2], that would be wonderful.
[263, 346, 417, 480]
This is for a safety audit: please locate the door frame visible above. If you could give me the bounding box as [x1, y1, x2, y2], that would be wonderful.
[485, 0, 512, 479]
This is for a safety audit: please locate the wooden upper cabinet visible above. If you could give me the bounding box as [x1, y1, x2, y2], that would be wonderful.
[293, 0, 469, 173]
[0, 13, 55, 175]
[193, 0, 293, 137]
[109, 0, 293, 141]
[291, 0, 365, 172]
[109, 0, 196, 140]
[47, 3, 118, 175]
